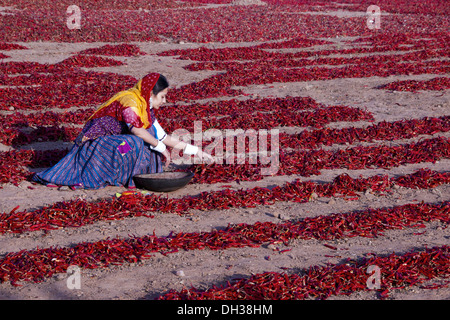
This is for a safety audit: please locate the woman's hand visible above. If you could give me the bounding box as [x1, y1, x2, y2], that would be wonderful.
[131, 127, 171, 167]
[162, 148, 171, 168]
[162, 134, 214, 164]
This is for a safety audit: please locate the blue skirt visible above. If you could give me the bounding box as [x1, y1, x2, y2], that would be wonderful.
[32, 134, 162, 189]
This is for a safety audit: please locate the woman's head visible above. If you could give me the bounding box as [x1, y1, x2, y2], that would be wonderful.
[152, 74, 169, 96]
[151, 74, 169, 110]
[139, 73, 169, 110]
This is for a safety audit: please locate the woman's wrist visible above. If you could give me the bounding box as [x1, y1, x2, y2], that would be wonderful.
[184, 143, 199, 155]
[151, 140, 167, 153]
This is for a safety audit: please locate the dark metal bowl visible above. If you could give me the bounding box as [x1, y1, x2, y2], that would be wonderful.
[133, 171, 194, 192]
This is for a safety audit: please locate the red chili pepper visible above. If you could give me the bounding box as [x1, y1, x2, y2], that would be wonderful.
[1, 201, 447, 285]
[2, 169, 448, 234]
[158, 246, 450, 300]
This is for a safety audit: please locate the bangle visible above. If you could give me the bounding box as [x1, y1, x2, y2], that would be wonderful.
[151, 141, 166, 153]
[184, 144, 199, 155]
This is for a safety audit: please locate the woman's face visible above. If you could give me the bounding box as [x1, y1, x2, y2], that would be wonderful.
[151, 88, 168, 109]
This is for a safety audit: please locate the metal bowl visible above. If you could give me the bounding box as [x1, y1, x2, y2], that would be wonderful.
[132, 171, 194, 192]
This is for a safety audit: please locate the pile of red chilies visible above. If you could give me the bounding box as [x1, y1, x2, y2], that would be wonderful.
[159, 33, 449, 101]
[0, 104, 373, 147]
[0, 0, 186, 11]
[77, 43, 147, 56]
[0, 108, 92, 127]
[158, 245, 450, 300]
[377, 77, 450, 92]
[1, 1, 447, 43]
[1, 105, 447, 151]
[1, 97, 447, 149]
[0, 96, 317, 131]
[0, 125, 80, 147]
[0, 134, 448, 185]
[169, 60, 449, 101]
[0, 68, 137, 110]
[1, 36, 447, 110]
[0, 148, 68, 185]
[212, 115, 450, 153]
[161, 105, 374, 132]
[160, 33, 446, 63]
[0, 169, 448, 234]
[182, 48, 448, 72]
[1, 61, 76, 76]
[279, 116, 449, 150]
[0, 200, 448, 287]
[185, 137, 449, 184]
[0, 42, 27, 50]
[0, 42, 23, 58]
[158, 96, 322, 120]
[343, 0, 449, 15]
[55, 55, 124, 68]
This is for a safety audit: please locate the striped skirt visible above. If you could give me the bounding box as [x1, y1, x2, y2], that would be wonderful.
[32, 134, 162, 189]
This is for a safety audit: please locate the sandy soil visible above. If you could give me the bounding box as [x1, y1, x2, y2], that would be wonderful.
[0, 4, 449, 301]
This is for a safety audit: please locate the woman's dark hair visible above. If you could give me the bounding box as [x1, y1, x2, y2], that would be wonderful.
[152, 74, 169, 95]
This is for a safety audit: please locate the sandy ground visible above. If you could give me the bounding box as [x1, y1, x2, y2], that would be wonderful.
[0, 4, 449, 301]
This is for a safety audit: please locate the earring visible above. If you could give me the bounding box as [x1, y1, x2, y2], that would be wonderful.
[150, 97, 153, 109]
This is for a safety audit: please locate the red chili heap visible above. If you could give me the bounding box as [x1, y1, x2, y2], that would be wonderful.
[185, 137, 449, 184]
[0, 201, 448, 288]
[0, 169, 448, 234]
[158, 245, 450, 300]
[377, 77, 450, 92]
[78, 44, 147, 56]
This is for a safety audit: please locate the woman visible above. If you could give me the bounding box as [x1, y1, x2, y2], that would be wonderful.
[32, 73, 213, 189]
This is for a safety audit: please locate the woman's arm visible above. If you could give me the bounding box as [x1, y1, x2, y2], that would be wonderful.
[131, 127, 213, 165]
[161, 134, 187, 150]
[163, 134, 214, 163]
[131, 126, 171, 167]
[130, 126, 159, 146]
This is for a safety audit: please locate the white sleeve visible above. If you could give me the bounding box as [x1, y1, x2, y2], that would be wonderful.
[152, 119, 167, 142]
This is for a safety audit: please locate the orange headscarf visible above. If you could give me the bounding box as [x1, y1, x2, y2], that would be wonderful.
[88, 73, 160, 129]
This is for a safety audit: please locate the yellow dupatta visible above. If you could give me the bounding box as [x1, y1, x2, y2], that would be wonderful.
[88, 79, 152, 129]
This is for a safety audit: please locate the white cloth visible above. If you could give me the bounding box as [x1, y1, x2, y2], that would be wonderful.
[151, 140, 166, 153]
[152, 119, 167, 141]
[184, 144, 199, 155]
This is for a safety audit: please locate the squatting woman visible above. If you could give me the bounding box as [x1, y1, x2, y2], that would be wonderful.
[32, 73, 212, 189]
